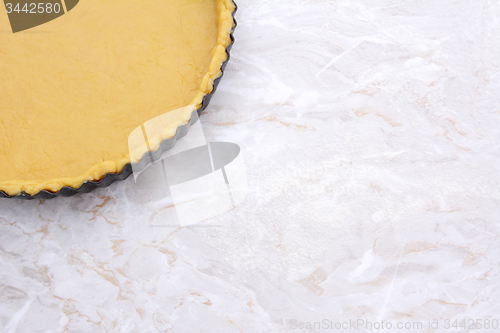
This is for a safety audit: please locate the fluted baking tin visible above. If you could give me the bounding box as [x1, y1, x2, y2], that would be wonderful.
[0, 2, 237, 199]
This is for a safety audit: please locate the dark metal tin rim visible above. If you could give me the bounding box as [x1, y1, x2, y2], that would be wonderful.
[0, 2, 237, 200]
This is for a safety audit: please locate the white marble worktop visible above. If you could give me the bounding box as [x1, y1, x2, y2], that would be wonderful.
[1, 0, 500, 332]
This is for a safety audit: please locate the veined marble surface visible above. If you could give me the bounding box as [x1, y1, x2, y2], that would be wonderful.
[1, 0, 500, 332]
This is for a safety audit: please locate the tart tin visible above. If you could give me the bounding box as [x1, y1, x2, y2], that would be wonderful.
[0, 2, 237, 200]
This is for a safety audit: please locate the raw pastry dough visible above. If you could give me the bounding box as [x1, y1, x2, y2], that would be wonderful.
[0, 0, 235, 196]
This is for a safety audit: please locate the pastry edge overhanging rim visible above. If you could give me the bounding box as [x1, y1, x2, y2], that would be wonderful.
[0, 0, 237, 199]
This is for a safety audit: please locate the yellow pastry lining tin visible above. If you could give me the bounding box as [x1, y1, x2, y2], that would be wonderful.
[0, 1, 237, 199]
